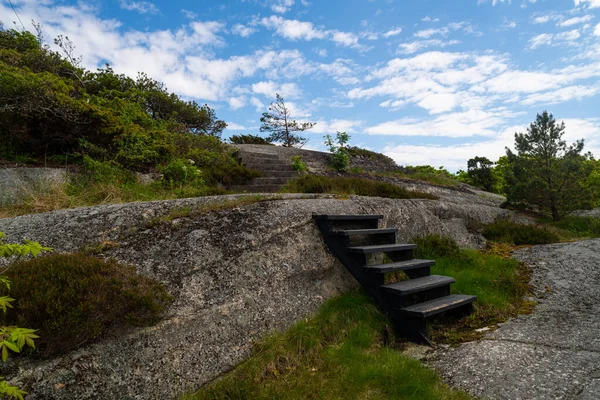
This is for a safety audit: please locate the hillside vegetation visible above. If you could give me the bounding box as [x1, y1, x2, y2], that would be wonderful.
[0, 27, 259, 207]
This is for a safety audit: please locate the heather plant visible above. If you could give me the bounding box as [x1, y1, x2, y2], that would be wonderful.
[0, 232, 52, 400]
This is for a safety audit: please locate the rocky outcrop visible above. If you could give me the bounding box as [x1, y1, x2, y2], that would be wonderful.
[231, 144, 398, 172]
[571, 207, 600, 219]
[0, 191, 510, 399]
[0, 168, 67, 206]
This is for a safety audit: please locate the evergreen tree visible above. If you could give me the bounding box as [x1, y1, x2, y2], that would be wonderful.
[259, 94, 315, 147]
[505, 111, 594, 220]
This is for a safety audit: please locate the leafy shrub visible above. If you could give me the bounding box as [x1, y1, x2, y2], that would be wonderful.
[412, 234, 461, 259]
[483, 220, 560, 245]
[290, 156, 308, 172]
[2, 253, 173, 358]
[158, 158, 203, 185]
[324, 132, 350, 171]
[280, 175, 437, 200]
[229, 134, 273, 145]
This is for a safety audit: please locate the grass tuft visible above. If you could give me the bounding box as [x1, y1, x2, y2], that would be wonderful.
[280, 174, 437, 200]
[184, 291, 470, 400]
[412, 234, 532, 343]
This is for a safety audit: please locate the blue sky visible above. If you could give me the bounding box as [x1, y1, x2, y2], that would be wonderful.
[2, 0, 600, 170]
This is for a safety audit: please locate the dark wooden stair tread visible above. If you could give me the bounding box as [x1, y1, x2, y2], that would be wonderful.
[400, 294, 477, 318]
[331, 228, 397, 236]
[348, 243, 416, 254]
[381, 275, 455, 296]
[313, 214, 384, 221]
[363, 259, 435, 274]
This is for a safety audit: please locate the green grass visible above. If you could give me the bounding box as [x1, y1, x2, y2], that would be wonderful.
[184, 291, 471, 400]
[540, 216, 600, 239]
[0, 179, 229, 219]
[413, 235, 532, 343]
[280, 174, 438, 200]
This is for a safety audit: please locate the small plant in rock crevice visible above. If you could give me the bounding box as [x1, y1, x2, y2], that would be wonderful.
[324, 131, 350, 171]
[290, 156, 308, 172]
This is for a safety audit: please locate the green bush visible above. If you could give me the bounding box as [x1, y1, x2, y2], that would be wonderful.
[158, 158, 203, 185]
[229, 134, 273, 145]
[280, 175, 437, 200]
[412, 234, 461, 259]
[2, 253, 173, 358]
[324, 132, 350, 172]
[290, 156, 308, 172]
[483, 220, 560, 245]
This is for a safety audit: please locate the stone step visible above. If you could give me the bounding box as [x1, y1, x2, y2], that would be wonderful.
[241, 158, 284, 165]
[252, 177, 290, 185]
[348, 243, 417, 254]
[237, 152, 279, 160]
[244, 163, 293, 172]
[260, 171, 299, 178]
[381, 275, 455, 296]
[363, 259, 435, 274]
[400, 294, 477, 319]
[229, 184, 282, 193]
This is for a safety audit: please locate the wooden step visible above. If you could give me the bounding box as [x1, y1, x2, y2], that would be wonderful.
[400, 294, 477, 318]
[381, 275, 455, 296]
[348, 243, 416, 254]
[363, 259, 435, 274]
[330, 228, 398, 236]
[314, 214, 383, 221]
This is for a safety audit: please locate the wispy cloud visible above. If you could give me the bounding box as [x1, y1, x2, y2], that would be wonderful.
[119, 0, 159, 14]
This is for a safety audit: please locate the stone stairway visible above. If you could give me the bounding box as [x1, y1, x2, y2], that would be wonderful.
[314, 214, 476, 344]
[229, 151, 299, 193]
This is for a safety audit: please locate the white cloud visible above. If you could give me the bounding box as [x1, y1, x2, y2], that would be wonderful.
[181, 9, 197, 19]
[226, 122, 249, 130]
[270, 0, 295, 13]
[250, 97, 265, 111]
[231, 24, 256, 37]
[532, 15, 553, 24]
[414, 22, 472, 39]
[477, 0, 512, 6]
[309, 119, 364, 134]
[558, 15, 594, 27]
[398, 39, 460, 54]
[260, 15, 326, 40]
[595, 23, 600, 35]
[228, 97, 246, 109]
[258, 16, 364, 49]
[422, 16, 440, 22]
[315, 48, 327, 57]
[383, 27, 403, 38]
[252, 81, 301, 98]
[528, 30, 580, 49]
[501, 18, 517, 29]
[366, 109, 519, 138]
[521, 84, 600, 105]
[574, 0, 600, 9]
[119, 0, 159, 14]
[383, 117, 600, 171]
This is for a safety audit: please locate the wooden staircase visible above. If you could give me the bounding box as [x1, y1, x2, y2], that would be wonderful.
[314, 214, 476, 344]
[230, 151, 298, 193]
